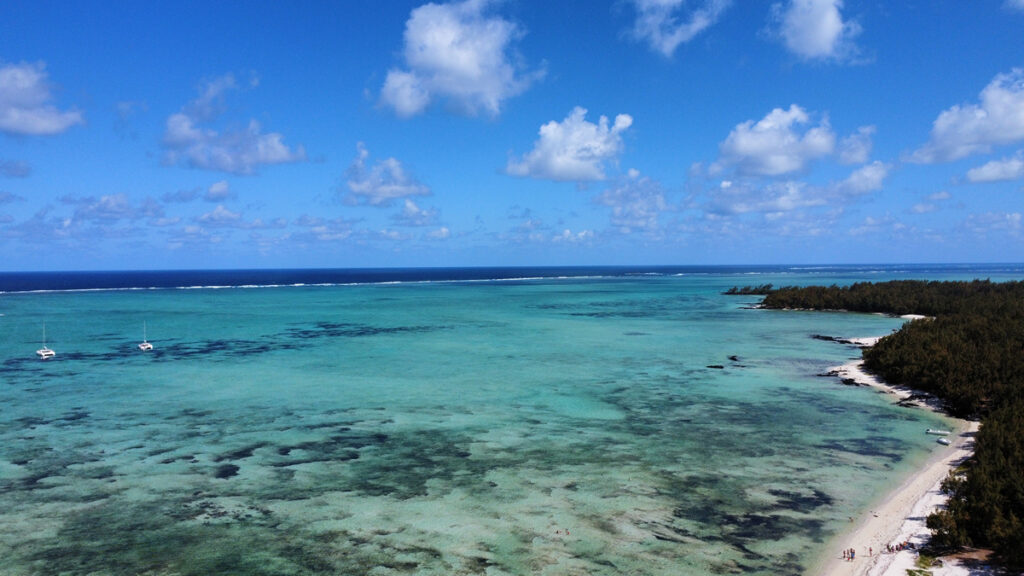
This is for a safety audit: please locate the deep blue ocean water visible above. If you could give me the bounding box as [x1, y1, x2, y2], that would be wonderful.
[1, 265, 1019, 575]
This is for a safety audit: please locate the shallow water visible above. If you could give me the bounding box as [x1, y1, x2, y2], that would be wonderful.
[0, 268, 997, 575]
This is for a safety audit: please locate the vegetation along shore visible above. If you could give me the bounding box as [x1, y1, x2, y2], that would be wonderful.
[729, 280, 1024, 571]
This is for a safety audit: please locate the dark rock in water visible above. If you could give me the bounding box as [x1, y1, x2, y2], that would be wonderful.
[214, 464, 240, 479]
[841, 378, 861, 387]
[811, 334, 858, 345]
[707, 365, 725, 369]
[728, 355, 740, 362]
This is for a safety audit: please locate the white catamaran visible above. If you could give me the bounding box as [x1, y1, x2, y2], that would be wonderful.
[36, 324, 55, 360]
[138, 322, 153, 351]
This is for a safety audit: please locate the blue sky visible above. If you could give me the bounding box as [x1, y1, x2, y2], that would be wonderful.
[1, 0, 1023, 270]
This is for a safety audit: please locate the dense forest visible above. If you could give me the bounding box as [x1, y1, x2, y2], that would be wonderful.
[731, 280, 1024, 569]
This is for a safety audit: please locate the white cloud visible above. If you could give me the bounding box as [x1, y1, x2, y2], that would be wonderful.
[185, 74, 238, 121]
[0, 61, 83, 135]
[507, 107, 633, 181]
[966, 151, 1024, 182]
[381, 71, 431, 118]
[849, 214, 897, 237]
[162, 74, 306, 174]
[381, 0, 542, 117]
[773, 0, 860, 61]
[551, 229, 594, 243]
[205, 180, 235, 202]
[710, 180, 826, 216]
[910, 68, 1024, 163]
[835, 161, 890, 194]
[912, 190, 951, 214]
[594, 172, 669, 234]
[68, 194, 163, 222]
[393, 199, 439, 226]
[375, 228, 412, 242]
[196, 205, 242, 226]
[717, 104, 835, 176]
[427, 226, 451, 240]
[838, 125, 875, 164]
[345, 143, 431, 206]
[963, 211, 1022, 235]
[1007, 0, 1024, 11]
[628, 0, 733, 57]
[294, 215, 356, 242]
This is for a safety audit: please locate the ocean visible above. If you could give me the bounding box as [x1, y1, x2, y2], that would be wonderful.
[1, 265, 1020, 575]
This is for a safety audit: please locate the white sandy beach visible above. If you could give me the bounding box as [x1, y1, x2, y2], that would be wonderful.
[817, 336, 985, 576]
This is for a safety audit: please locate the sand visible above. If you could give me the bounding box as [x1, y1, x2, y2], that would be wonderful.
[816, 349, 986, 576]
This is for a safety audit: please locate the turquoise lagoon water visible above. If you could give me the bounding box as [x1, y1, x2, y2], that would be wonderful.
[0, 266, 1016, 575]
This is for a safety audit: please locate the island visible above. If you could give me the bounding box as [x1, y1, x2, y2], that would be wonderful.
[731, 279, 1024, 572]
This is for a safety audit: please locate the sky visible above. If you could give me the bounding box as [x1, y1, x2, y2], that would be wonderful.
[1, 0, 1023, 271]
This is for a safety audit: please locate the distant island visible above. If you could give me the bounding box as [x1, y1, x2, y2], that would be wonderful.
[728, 279, 1024, 571]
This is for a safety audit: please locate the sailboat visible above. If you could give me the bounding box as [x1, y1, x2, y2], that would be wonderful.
[36, 323, 55, 359]
[138, 321, 153, 351]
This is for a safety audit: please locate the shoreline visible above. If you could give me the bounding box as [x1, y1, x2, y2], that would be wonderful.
[814, 336, 984, 576]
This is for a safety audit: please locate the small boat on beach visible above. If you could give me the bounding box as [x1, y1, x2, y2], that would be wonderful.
[926, 428, 951, 436]
[138, 322, 153, 351]
[937, 438, 951, 446]
[36, 324, 55, 360]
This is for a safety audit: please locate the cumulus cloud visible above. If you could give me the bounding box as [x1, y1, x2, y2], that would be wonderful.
[772, 0, 860, 61]
[67, 194, 164, 222]
[910, 69, 1024, 163]
[838, 125, 875, 164]
[911, 191, 952, 214]
[551, 229, 594, 243]
[192, 205, 284, 230]
[393, 199, 439, 226]
[594, 171, 669, 234]
[704, 160, 884, 222]
[294, 215, 356, 242]
[1, 158, 31, 178]
[196, 205, 242, 226]
[709, 180, 825, 216]
[426, 226, 451, 240]
[0, 61, 83, 136]
[966, 151, 1024, 182]
[835, 161, 890, 194]
[507, 107, 633, 181]
[345, 143, 430, 206]
[963, 211, 1022, 236]
[717, 104, 835, 176]
[205, 180, 236, 202]
[628, 0, 733, 57]
[381, 0, 542, 117]
[162, 74, 306, 174]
